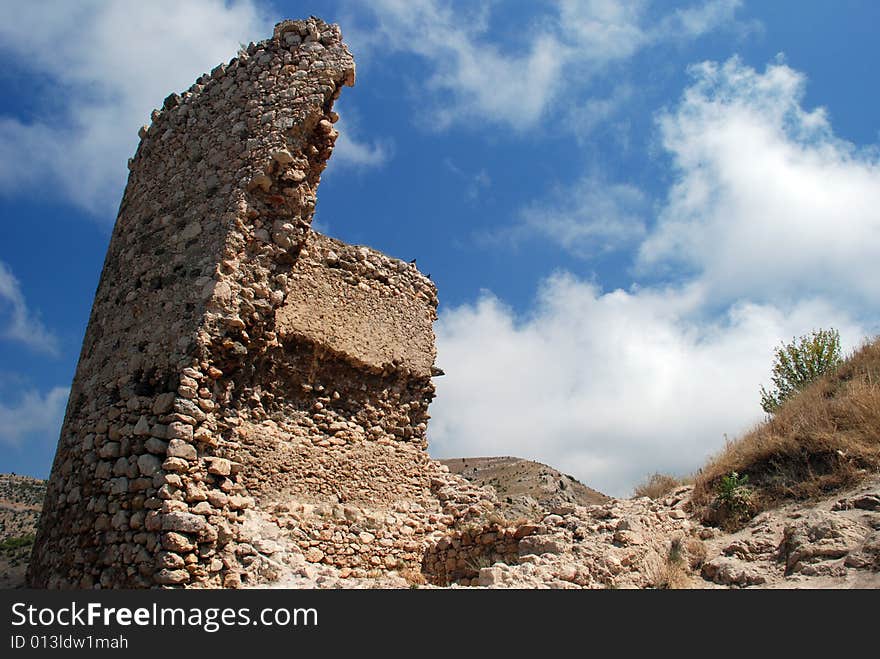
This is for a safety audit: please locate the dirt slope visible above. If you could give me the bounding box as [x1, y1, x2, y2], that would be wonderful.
[439, 456, 609, 521]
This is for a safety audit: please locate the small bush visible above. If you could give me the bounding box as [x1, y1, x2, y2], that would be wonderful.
[716, 472, 752, 523]
[667, 536, 685, 566]
[760, 328, 842, 414]
[464, 554, 494, 573]
[0, 534, 34, 553]
[633, 473, 680, 499]
[699, 472, 756, 531]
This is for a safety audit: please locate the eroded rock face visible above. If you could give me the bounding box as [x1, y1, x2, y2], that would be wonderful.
[28, 18, 487, 589]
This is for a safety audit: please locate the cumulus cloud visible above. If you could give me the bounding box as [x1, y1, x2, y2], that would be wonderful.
[0, 0, 275, 215]
[0, 1, 394, 215]
[0, 386, 69, 448]
[641, 56, 880, 309]
[430, 55, 880, 496]
[348, 0, 743, 131]
[431, 277, 867, 497]
[0, 261, 58, 354]
[504, 175, 648, 258]
[330, 114, 392, 169]
[0, 1, 272, 216]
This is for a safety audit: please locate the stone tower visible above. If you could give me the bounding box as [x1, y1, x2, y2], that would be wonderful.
[29, 18, 490, 589]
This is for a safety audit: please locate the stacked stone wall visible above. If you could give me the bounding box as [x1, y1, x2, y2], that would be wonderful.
[422, 525, 537, 586]
[29, 18, 355, 588]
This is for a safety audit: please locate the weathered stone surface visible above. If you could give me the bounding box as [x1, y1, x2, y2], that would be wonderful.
[275, 243, 437, 377]
[137, 454, 162, 477]
[162, 512, 209, 535]
[833, 493, 880, 511]
[478, 566, 506, 586]
[305, 548, 324, 563]
[779, 511, 870, 574]
[612, 530, 645, 546]
[154, 569, 190, 585]
[519, 535, 567, 556]
[166, 439, 197, 461]
[701, 556, 767, 587]
[162, 532, 195, 553]
[204, 457, 231, 476]
[145, 438, 168, 455]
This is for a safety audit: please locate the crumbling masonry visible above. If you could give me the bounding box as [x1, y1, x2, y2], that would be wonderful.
[28, 19, 503, 589]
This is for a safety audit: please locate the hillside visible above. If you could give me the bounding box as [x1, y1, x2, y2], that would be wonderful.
[439, 456, 609, 521]
[0, 473, 46, 588]
[693, 336, 880, 526]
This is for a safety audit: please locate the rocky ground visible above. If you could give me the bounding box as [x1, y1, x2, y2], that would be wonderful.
[0, 474, 46, 588]
[701, 478, 880, 589]
[252, 471, 880, 589]
[3, 470, 878, 589]
[466, 475, 879, 589]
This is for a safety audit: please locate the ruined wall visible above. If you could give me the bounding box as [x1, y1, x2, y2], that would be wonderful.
[28, 18, 351, 588]
[422, 525, 528, 586]
[220, 231, 467, 581]
[29, 18, 493, 589]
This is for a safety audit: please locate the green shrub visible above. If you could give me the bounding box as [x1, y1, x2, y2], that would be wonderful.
[760, 328, 842, 414]
[715, 472, 753, 528]
[0, 534, 35, 553]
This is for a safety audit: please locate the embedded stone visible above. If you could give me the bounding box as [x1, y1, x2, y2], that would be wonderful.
[162, 511, 209, 534]
[204, 457, 232, 476]
[154, 569, 190, 584]
[167, 439, 197, 460]
[161, 532, 195, 553]
[271, 149, 294, 164]
[145, 437, 168, 455]
[133, 416, 151, 436]
[137, 454, 162, 477]
[167, 423, 194, 442]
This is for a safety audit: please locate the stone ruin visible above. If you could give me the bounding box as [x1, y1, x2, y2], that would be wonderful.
[27, 18, 520, 589]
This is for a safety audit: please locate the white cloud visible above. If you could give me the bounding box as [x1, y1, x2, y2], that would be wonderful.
[507, 175, 648, 258]
[0, 0, 273, 216]
[430, 55, 880, 496]
[347, 0, 561, 130]
[444, 159, 492, 200]
[430, 276, 867, 497]
[348, 0, 743, 131]
[0, 261, 58, 354]
[566, 83, 635, 143]
[330, 115, 391, 169]
[641, 56, 880, 310]
[656, 0, 745, 40]
[0, 386, 69, 447]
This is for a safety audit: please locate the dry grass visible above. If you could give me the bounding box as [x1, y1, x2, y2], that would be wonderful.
[683, 537, 707, 571]
[633, 473, 683, 499]
[694, 337, 880, 517]
[399, 568, 426, 587]
[645, 538, 694, 589]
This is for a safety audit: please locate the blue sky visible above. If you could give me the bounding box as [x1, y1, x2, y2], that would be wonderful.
[1, 1, 878, 496]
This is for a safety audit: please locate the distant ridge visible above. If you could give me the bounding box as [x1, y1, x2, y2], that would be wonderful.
[439, 456, 609, 520]
[0, 473, 46, 588]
